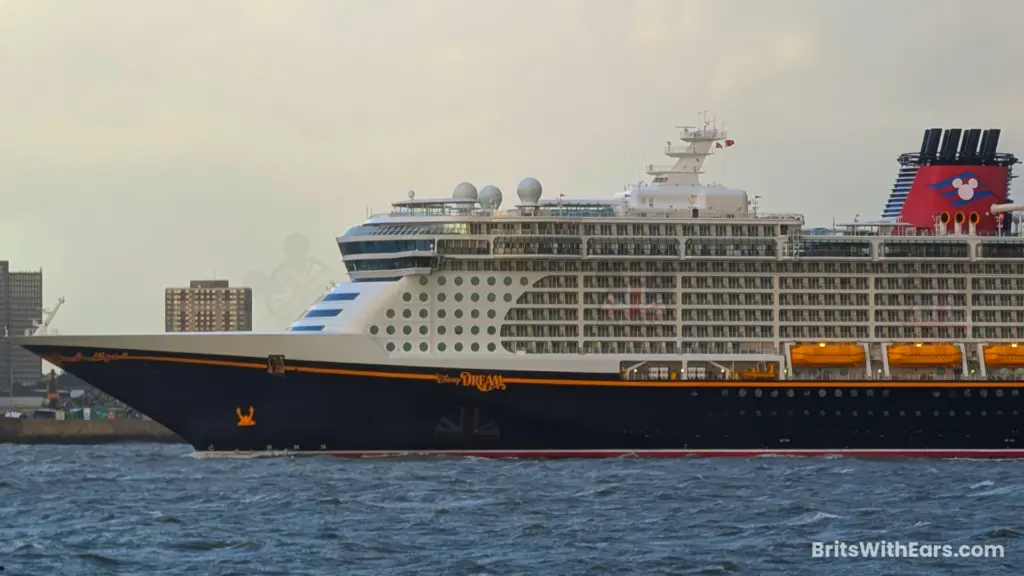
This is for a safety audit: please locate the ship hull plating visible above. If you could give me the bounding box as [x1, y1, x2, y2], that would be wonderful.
[27, 346, 1024, 458]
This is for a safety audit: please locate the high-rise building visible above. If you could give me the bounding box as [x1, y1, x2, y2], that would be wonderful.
[0, 261, 43, 388]
[165, 280, 253, 332]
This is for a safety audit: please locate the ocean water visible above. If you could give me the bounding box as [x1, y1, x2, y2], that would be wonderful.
[0, 444, 1021, 575]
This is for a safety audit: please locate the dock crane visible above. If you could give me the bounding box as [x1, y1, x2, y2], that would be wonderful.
[31, 297, 65, 336]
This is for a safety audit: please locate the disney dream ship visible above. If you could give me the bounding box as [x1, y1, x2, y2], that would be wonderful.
[17, 119, 1024, 458]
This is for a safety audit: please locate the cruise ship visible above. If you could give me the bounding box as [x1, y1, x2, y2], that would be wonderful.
[16, 118, 1024, 458]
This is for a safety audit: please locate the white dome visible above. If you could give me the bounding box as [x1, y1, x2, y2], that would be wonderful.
[479, 185, 503, 209]
[453, 182, 478, 201]
[516, 177, 543, 205]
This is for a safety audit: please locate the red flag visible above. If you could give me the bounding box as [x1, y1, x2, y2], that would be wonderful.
[724, 139, 735, 148]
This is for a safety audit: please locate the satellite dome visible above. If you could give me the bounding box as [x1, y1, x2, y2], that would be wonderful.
[479, 185, 503, 209]
[517, 177, 542, 205]
[453, 182, 478, 201]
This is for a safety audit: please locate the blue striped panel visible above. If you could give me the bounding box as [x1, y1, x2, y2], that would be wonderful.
[305, 308, 342, 318]
[323, 292, 358, 302]
[290, 325, 325, 332]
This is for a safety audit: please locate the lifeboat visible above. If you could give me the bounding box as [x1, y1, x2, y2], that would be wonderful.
[983, 344, 1024, 368]
[887, 343, 962, 368]
[790, 344, 865, 368]
[737, 364, 777, 380]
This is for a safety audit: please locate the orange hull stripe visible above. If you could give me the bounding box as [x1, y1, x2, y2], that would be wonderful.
[46, 353, 1024, 388]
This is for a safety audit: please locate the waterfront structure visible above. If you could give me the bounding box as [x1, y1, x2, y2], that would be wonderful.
[0, 261, 43, 389]
[164, 280, 252, 332]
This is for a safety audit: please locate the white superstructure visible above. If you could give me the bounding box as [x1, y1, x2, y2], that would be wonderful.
[262, 116, 1024, 382]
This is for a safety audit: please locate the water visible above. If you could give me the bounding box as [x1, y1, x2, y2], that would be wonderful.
[1, 444, 1021, 575]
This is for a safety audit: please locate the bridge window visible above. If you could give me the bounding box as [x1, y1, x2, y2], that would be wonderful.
[290, 325, 324, 332]
[322, 292, 358, 302]
[304, 309, 341, 318]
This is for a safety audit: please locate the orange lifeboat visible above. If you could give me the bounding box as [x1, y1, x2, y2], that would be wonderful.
[983, 344, 1024, 368]
[790, 344, 865, 368]
[887, 343, 961, 368]
[737, 364, 777, 380]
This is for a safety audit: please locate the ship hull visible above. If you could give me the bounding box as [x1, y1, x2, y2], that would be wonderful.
[23, 344, 1024, 458]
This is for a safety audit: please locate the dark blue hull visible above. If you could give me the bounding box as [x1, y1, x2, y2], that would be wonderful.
[22, 344, 1024, 457]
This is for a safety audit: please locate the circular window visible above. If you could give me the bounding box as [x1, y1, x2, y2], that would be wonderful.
[386, 309, 395, 318]
[438, 309, 447, 319]
[418, 277, 428, 285]
[504, 277, 512, 286]
[403, 293, 412, 302]
[369, 325, 378, 335]
[419, 309, 428, 319]
[471, 310, 480, 318]
[503, 294, 512, 302]
[487, 343, 496, 352]
[386, 326, 395, 335]
[438, 343, 447, 352]
[520, 277, 529, 286]
[487, 277, 496, 286]
[438, 293, 447, 302]
[455, 326, 464, 335]
[471, 293, 480, 302]
[438, 276, 447, 286]
[471, 326, 480, 335]
[471, 277, 480, 286]
[419, 342, 428, 352]
[486, 310, 495, 319]
[455, 293, 464, 302]
[403, 342, 412, 352]
[386, 342, 395, 351]
[419, 325, 428, 335]
[487, 293, 496, 302]
[455, 343, 463, 352]
[471, 343, 480, 352]
[455, 277, 464, 286]
[403, 326, 412, 335]
[455, 310, 463, 318]
[403, 309, 412, 318]
[438, 326, 447, 335]
[418, 293, 428, 302]
[487, 326, 496, 335]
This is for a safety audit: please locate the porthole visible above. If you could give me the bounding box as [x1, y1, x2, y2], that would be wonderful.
[471, 310, 480, 318]
[370, 325, 378, 335]
[418, 277, 428, 286]
[403, 293, 412, 302]
[721, 390, 729, 397]
[882, 390, 890, 397]
[403, 343, 412, 352]
[471, 343, 480, 352]
[487, 326, 496, 335]
[438, 310, 447, 319]
[503, 293, 512, 302]
[738, 389, 747, 397]
[386, 342, 395, 351]
[403, 326, 412, 335]
[949, 410, 955, 417]
[419, 326, 428, 335]
[455, 310, 464, 318]
[754, 389, 763, 398]
[1013, 390, 1020, 397]
[386, 309, 395, 318]
[770, 389, 778, 398]
[419, 309, 428, 319]
[455, 293, 464, 302]
[386, 326, 395, 335]
[866, 390, 874, 397]
[455, 326, 464, 335]
[981, 390, 988, 397]
[504, 277, 512, 286]
[471, 293, 480, 302]
[981, 410, 988, 417]
[419, 293, 428, 302]
[438, 326, 447, 335]
[964, 389, 971, 397]
[996, 389, 1004, 397]
[438, 277, 447, 286]
[487, 293, 496, 302]
[438, 343, 447, 352]
[455, 343, 463, 352]
[804, 390, 811, 396]
[487, 277, 496, 286]
[471, 277, 480, 286]
[834, 389, 842, 397]
[471, 326, 480, 335]
[965, 410, 971, 417]
[455, 277, 464, 286]
[852, 410, 858, 417]
[818, 389, 826, 397]
[933, 410, 939, 417]
[487, 310, 496, 319]
[487, 343, 496, 352]
[420, 342, 428, 352]
[787, 389, 794, 398]
[520, 277, 529, 286]
[850, 390, 858, 398]
[403, 309, 412, 318]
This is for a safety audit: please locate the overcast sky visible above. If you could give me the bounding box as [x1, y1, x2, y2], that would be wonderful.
[2, 0, 1021, 334]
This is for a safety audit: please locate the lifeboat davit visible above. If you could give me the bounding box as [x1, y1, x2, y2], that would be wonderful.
[790, 344, 865, 368]
[983, 344, 1024, 368]
[887, 344, 962, 368]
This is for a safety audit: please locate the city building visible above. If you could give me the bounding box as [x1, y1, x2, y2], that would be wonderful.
[165, 280, 253, 332]
[0, 260, 43, 388]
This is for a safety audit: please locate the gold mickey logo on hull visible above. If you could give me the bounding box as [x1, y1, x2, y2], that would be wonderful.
[236, 406, 256, 427]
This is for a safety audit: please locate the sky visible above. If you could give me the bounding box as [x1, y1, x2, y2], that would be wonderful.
[1, 0, 1022, 334]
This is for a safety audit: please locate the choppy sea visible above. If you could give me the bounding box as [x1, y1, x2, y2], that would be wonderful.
[0, 444, 1021, 575]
